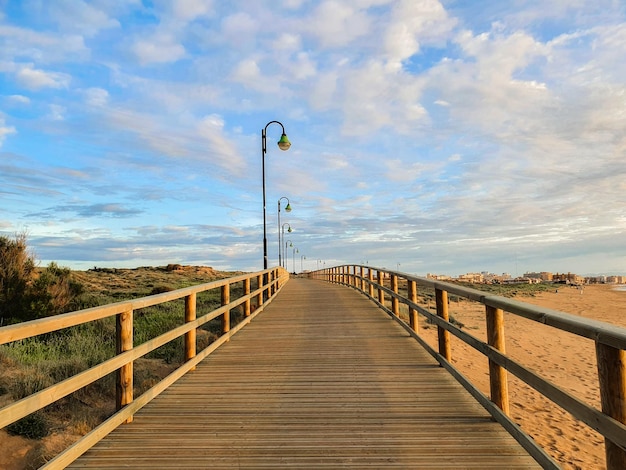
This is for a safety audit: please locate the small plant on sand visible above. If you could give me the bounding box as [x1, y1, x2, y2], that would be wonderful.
[7, 412, 49, 439]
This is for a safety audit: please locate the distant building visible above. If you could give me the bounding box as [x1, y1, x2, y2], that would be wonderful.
[429, 270, 622, 285]
[524, 271, 553, 281]
[457, 272, 484, 283]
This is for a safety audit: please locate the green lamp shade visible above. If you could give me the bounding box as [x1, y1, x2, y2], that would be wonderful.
[277, 133, 291, 151]
[288, 227, 292, 233]
[285, 203, 292, 212]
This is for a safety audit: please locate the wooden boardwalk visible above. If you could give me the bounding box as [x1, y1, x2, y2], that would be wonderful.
[68, 278, 541, 469]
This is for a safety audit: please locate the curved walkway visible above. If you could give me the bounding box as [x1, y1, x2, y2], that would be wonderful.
[69, 277, 541, 469]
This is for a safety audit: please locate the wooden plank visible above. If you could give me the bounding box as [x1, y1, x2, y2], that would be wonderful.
[68, 278, 541, 469]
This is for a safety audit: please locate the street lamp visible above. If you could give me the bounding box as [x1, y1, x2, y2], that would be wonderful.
[280, 223, 292, 268]
[292, 246, 299, 274]
[285, 239, 293, 268]
[301, 254, 306, 272]
[262, 121, 291, 269]
[277, 197, 292, 268]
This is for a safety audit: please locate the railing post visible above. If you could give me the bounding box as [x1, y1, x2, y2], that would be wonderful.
[116, 308, 133, 423]
[368, 268, 374, 298]
[256, 274, 263, 309]
[595, 342, 626, 470]
[391, 273, 399, 317]
[185, 293, 196, 371]
[360, 266, 365, 292]
[265, 271, 271, 300]
[486, 305, 510, 414]
[244, 278, 251, 317]
[222, 283, 230, 337]
[435, 288, 451, 362]
[377, 270, 384, 305]
[408, 280, 418, 333]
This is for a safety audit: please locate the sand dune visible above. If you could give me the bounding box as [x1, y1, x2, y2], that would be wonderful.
[418, 283, 626, 470]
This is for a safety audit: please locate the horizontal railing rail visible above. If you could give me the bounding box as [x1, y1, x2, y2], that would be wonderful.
[0, 267, 289, 469]
[308, 265, 626, 470]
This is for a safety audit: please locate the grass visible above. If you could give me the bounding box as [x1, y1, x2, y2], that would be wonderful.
[450, 280, 556, 298]
[0, 265, 247, 444]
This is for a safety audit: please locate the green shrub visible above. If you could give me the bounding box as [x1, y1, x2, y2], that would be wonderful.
[150, 285, 173, 294]
[0, 234, 84, 322]
[7, 412, 49, 439]
[11, 369, 54, 399]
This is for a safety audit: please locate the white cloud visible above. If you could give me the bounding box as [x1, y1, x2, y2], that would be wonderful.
[132, 34, 186, 65]
[84, 88, 109, 107]
[0, 25, 88, 63]
[231, 58, 262, 85]
[307, 1, 372, 48]
[15, 64, 70, 90]
[308, 71, 339, 111]
[197, 114, 246, 175]
[383, 0, 456, 67]
[338, 60, 427, 135]
[457, 29, 547, 79]
[272, 33, 302, 52]
[45, 0, 121, 36]
[385, 158, 443, 183]
[221, 12, 259, 44]
[48, 104, 66, 121]
[286, 52, 317, 81]
[7, 94, 31, 105]
[0, 118, 17, 147]
[171, 0, 214, 21]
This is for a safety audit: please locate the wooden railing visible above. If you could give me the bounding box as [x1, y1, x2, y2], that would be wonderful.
[309, 265, 626, 470]
[0, 267, 289, 469]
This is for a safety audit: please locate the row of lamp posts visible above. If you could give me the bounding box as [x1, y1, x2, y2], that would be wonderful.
[261, 120, 305, 274]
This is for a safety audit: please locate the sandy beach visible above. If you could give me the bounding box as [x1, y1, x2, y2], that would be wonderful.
[418, 283, 626, 470]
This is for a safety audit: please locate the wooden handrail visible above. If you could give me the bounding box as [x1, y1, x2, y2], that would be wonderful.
[0, 267, 289, 468]
[310, 264, 626, 470]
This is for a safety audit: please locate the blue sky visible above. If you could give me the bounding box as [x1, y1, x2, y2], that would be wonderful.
[1, 0, 625, 277]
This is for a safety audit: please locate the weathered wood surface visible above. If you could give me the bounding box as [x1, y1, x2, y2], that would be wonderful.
[68, 278, 540, 469]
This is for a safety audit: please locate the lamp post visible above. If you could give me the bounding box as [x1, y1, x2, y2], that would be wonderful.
[262, 121, 291, 269]
[277, 196, 292, 267]
[285, 239, 293, 268]
[301, 254, 306, 272]
[280, 223, 292, 268]
[292, 247, 299, 274]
